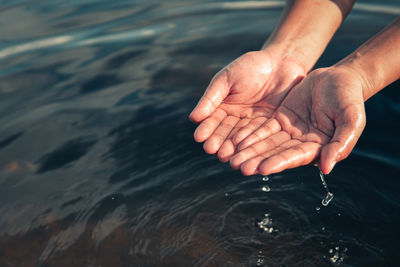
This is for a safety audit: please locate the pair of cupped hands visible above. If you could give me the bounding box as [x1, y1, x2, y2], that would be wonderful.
[189, 48, 366, 175]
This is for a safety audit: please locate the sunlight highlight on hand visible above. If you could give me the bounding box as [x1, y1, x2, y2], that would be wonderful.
[231, 67, 366, 176]
[189, 49, 306, 163]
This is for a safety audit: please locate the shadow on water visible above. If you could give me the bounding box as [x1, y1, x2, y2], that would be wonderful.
[0, 132, 24, 151]
[37, 136, 97, 173]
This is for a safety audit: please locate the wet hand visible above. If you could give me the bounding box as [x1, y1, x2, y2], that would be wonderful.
[189, 49, 305, 162]
[230, 67, 366, 175]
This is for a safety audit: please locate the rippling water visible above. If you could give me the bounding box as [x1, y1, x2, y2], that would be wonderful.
[0, 0, 399, 266]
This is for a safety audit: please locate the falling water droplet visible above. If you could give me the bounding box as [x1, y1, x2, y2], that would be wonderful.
[262, 176, 269, 181]
[262, 185, 271, 192]
[256, 257, 264, 266]
[322, 192, 334, 206]
[319, 170, 334, 206]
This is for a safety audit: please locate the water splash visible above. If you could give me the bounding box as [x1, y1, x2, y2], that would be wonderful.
[319, 170, 334, 206]
[256, 251, 265, 266]
[257, 213, 274, 233]
[328, 246, 347, 264]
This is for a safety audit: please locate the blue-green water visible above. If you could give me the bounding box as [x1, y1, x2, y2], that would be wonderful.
[0, 1, 399, 266]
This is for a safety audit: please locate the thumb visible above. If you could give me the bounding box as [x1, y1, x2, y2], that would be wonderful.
[189, 72, 229, 123]
[320, 105, 366, 174]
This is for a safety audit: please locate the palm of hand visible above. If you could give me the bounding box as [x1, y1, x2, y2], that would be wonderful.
[190, 50, 305, 162]
[230, 68, 366, 175]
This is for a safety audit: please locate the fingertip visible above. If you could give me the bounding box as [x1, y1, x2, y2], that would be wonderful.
[320, 145, 338, 174]
[258, 168, 271, 176]
[189, 109, 205, 124]
[325, 161, 336, 174]
[203, 138, 218, 154]
[190, 98, 216, 124]
[194, 128, 207, 143]
[258, 164, 272, 176]
[319, 159, 335, 175]
[240, 160, 258, 176]
[188, 110, 198, 123]
[229, 154, 243, 170]
[217, 144, 234, 163]
[258, 158, 282, 176]
[240, 165, 256, 176]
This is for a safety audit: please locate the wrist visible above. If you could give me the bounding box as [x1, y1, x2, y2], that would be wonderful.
[332, 59, 376, 101]
[261, 41, 313, 74]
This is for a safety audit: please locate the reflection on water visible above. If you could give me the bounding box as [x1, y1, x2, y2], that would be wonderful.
[0, 0, 399, 266]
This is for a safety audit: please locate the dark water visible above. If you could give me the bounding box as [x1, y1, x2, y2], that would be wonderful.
[0, 0, 399, 266]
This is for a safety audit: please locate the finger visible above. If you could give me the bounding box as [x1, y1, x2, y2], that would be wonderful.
[232, 117, 267, 145]
[239, 139, 301, 176]
[194, 108, 227, 142]
[320, 107, 366, 174]
[237, 119, 281, 151]
[203, 116, 240, 154]
[189, 73, 229, 123]
[230, 131, 291, 170]
[258, 142, 321, 175]
[217, 119, 251, 162]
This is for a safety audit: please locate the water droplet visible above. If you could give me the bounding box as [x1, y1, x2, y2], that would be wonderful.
[319, 170, 334, 207]
[262, 176, 269, 181]
[256, 257, 264, 266]
[322, 226, 326, 231]
[262, 185, 270, 192]
[337, 213, 341, 216]
[224, 192, 229, 197]
[329, 249, 333, 254]
[322, 192, 334, 206]
[257, 214, 274, 233]
[315, 206, 321, 211]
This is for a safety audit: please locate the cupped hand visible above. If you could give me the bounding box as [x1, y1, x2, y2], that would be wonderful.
[230, 66, 366, 175]
[189, 48, 306, 162]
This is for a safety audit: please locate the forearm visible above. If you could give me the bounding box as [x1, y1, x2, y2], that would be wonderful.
[334, 17, 400, 101]
[264, 0, 355, 72]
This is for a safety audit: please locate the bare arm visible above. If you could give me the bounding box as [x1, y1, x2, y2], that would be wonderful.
[334, 16, 400, 100]
[189, 0, 358, 165]
[264, 0, 356, 72]
[232, 16, 400, 176]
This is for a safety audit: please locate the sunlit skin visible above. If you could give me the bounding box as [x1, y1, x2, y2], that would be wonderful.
[230, 66, 366, 176]
[190, 0, 400, 176]
[232, 16, 400, 175]
[189, 48, 306, 160]
[190, 0, 355, 171]
[189, 0, 353, 156]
